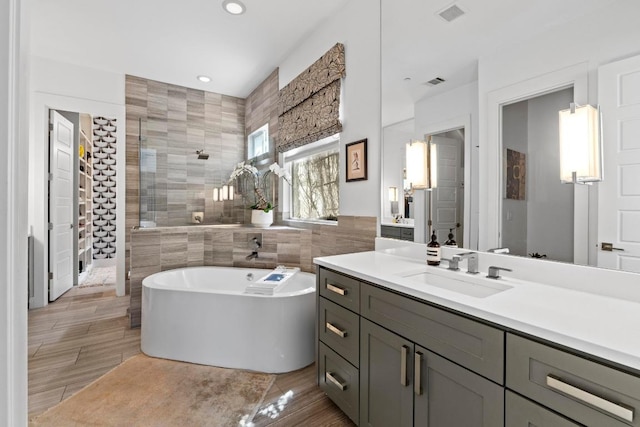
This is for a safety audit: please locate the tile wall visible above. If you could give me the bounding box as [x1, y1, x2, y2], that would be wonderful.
[125, 75, 247, 288]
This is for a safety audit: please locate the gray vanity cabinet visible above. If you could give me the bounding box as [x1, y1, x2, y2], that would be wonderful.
[318, 266, 640, 426]
[381, 225, 414, 241]
[360, 318, 504, 427]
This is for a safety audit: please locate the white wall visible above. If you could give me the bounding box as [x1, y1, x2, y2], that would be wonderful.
[526, 89, 574, 262]
[501, 101, 528, 256]
[278, 0, 380, 218]
[382, 120, 412, 221]
[414, 81, 479, 249]
[29, 56, 126, 307]
[1, 0, 29, 423]
[478, 0, 640, 254]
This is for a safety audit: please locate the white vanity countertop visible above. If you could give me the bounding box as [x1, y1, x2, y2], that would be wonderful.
[314, 251, 640, 374]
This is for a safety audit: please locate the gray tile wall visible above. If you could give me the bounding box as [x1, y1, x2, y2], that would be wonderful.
[125, 75, 247, 291]
[245, 68, 279, 149]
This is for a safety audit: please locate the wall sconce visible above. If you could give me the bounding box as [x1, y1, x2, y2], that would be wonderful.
[559, 103, 602, 184]
[219, 185, 234, 201]
[389, 186, 399, 215]
[406, 138, 437, 190]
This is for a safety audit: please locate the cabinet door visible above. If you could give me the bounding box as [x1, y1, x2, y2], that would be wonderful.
[414, 345, 504, 427]
[360, 319, 413, 427]
[505, 391, 580, 427]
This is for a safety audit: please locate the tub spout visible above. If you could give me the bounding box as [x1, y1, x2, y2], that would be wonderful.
[246, 251, 259, 260]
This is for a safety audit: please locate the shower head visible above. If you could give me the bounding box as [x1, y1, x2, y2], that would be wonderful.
[196, 149, 209, 160]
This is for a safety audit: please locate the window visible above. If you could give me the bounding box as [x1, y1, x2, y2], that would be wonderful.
[247, 124, 269, 159]
[287, 141, 339, 221]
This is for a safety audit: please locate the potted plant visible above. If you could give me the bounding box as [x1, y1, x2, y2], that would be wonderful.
[229, 161, 291, 227]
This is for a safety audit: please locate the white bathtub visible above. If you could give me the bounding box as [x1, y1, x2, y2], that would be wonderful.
[141, 266, 316, 373]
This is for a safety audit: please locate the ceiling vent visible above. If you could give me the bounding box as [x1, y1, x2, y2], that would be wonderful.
[437, 4, 465, 22]
[425, 77, 446, 86]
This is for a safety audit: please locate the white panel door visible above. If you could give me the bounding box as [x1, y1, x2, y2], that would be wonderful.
[49, 110, 74, 300]
[431, 135, 463, 244]
[597, 55, 640, 273]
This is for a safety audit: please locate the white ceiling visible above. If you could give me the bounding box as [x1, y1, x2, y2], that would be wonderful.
[30, 0, 348, 98]
[31, 0, 618, 121]
[381, 0, 619, 126]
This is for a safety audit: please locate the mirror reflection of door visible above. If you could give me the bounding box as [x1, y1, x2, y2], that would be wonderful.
[598, 54, 640, 274]
[500, 87, 574, 262]
[429, 132, 464, 246]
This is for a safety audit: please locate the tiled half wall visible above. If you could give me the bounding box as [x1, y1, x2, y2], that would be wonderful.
[128, 216, 376, 327]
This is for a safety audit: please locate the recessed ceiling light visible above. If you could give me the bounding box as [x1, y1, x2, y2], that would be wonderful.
[197, 75, 211, 83]
[222, 0, 246, 15]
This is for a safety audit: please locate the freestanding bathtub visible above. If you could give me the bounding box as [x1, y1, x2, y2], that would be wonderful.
[141, 266, 316, 373]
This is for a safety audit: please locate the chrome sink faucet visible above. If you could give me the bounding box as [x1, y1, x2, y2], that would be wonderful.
[486, 266, 512, 279]
[456, 252, 479, 274]
[441, 256, 462, 271]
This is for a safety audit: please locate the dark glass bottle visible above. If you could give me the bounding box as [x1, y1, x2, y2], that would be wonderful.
[427, 231, 441, 266]
[444, 228, 458, 247]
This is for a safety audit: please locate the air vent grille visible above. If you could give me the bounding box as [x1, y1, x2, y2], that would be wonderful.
[425, 77, 446, 86]
[438, 4, 465, 22]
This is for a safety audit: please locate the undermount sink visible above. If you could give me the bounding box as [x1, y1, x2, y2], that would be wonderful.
[400, 270, 513, 298]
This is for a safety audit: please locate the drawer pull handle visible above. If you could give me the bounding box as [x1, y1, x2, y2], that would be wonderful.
[414, 351, 422, 395]
[326, 372, 347, 391]
[546, 375, 634, 422]
[400, 345, 409, 387]
[326, 322, 347, 338]
[326, 283, 347, 296]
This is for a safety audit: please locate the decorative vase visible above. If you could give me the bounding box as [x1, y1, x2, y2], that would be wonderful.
[251, 209, 273, 228]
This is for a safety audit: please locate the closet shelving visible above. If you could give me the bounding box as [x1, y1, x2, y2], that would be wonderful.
[78, 113, 93, 275]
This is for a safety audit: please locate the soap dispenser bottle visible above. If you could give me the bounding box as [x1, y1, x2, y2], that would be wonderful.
[444, 228, 458, 248]
[427, 230, 441, 266]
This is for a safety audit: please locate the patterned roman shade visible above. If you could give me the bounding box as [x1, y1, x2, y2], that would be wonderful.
[277, 43, 345, 152]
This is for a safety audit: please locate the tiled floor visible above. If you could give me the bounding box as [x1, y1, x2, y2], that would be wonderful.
[28, 272, 353, 426]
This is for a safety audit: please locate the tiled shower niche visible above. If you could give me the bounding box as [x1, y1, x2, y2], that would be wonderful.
[92, 117, 117, 259]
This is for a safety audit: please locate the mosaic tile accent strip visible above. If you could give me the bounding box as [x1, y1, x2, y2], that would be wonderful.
[92, 117, 117, 259]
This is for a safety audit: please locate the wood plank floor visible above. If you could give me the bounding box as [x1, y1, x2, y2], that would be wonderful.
[28, 283, 140, 417]
[29, 280, 354, 426]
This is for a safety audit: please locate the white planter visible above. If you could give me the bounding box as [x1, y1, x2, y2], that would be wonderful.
[251, 209, 273, 228]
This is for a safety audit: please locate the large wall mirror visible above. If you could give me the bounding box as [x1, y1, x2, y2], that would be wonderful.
[381, 0, 640, 274]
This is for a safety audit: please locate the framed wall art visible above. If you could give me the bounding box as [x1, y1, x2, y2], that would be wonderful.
[346, 138, 368, 182]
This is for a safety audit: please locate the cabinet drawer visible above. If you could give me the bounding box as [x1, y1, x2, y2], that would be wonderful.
[400, 228, 414, 241]
[319, 342, 359, 425]
[506, 391, 580, 426]
[381, 225, 402, 239]
[361, 283, 504, 384]
[507, 333, 640, 427]
[319, 297, 360, 367]
[318, 268, 360, 313]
